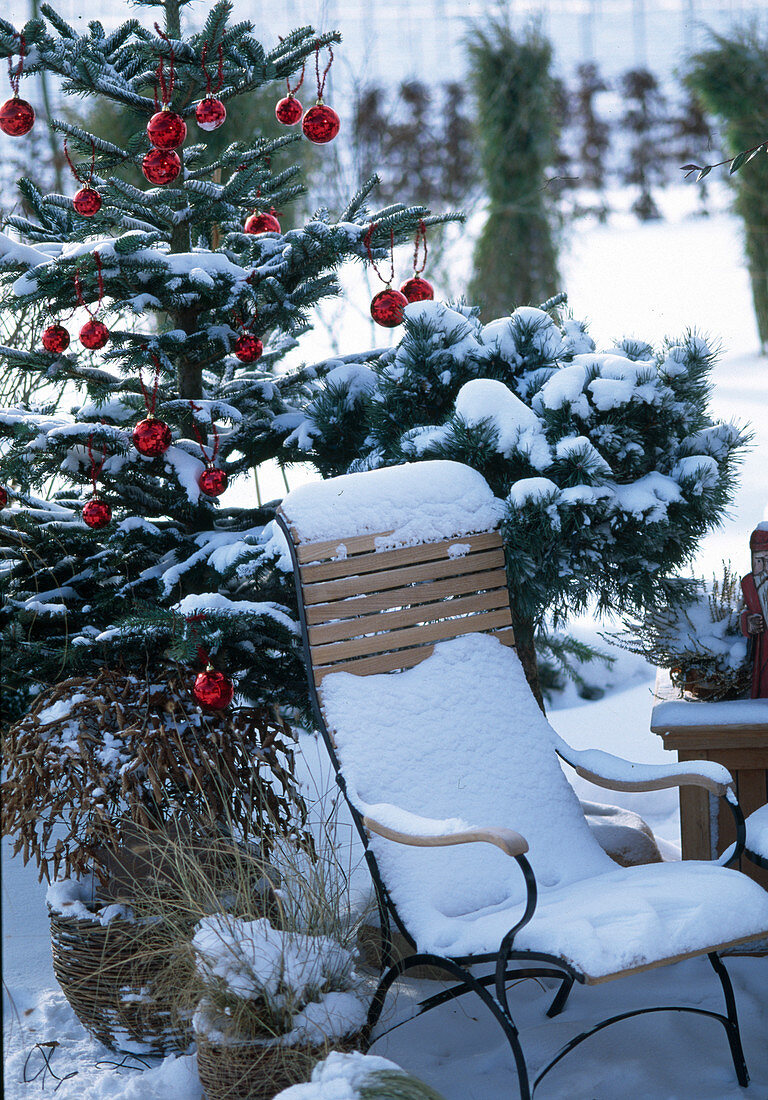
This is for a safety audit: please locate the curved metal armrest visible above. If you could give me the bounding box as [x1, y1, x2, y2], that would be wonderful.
[362, 816, 529, 858]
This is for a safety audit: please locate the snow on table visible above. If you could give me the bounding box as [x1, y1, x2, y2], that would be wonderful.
[279, 459, 504, 546]
[319, 632, 768, 979]
[652, 697, 768, 729]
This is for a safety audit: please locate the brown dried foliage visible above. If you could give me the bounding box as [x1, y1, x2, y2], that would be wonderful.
[1, 667, 311, 883]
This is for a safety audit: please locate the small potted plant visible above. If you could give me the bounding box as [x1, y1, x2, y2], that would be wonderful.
[192, 914, 368, 1100]
[1, 665, 311, 1053]
[610, 563, 752, 701]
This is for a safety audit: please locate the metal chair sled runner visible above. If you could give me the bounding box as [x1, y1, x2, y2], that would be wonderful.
[275, 459, 768, 1098]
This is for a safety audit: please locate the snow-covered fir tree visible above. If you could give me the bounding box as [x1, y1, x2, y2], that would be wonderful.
[0, 0, 455, 721]
[290, 299, 747, 706]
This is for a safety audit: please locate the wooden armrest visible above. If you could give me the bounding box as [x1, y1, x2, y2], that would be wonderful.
[566, 760, 730, 797]
[554, 738, 732, 798]
[362, 816, 529, 858]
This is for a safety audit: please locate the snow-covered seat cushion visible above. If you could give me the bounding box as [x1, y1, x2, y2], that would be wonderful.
[319, 633, 768, 982]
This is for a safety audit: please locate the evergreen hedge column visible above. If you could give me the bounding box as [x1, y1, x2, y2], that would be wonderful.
[467, 18, 561, 321]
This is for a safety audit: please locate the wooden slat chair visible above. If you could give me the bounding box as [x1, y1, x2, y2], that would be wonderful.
[275, 460, 768, 1099]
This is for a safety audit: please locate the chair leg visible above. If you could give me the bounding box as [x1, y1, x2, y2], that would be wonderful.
[546, 974, 575, 1018]
[708, 953, 750, 1088]
[362, 952, 532, 1100]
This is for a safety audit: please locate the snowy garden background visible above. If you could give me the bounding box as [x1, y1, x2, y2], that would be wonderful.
[2, 1, 768, 1098]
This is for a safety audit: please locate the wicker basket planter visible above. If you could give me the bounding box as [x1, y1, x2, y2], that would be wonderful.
[195, 1029, 361, 1100]
[49, 904, 193, 1054]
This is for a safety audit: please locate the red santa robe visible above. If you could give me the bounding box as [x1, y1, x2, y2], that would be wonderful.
[741, 572, 768, 699]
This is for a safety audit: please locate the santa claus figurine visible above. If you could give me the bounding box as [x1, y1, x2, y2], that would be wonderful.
[740, 524, 768, 699]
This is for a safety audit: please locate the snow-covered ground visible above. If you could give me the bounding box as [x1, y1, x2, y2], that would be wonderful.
[3, 191, 767, 1097]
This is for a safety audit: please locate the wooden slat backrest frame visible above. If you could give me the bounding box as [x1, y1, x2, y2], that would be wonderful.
[276, 511, 516, 684]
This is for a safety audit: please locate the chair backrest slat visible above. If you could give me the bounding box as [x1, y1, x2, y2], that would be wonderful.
[278, 513, 516, 684]
[304, 569, 509, 624]
[302, 548, 506, 605]
[299, 530, 503, 583]
[307, 589, 511, 646]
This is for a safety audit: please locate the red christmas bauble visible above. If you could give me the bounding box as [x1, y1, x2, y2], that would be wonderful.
[400, 276, 434, 303]
[142, 148, 181, 186]
[370, 288, 408, 328]
[195, 96, 227, 132]
[244, 210, 281, 235]
[193, 667, 234, 710]
[0, 486, 8, 508]
[42, 324, 71, 353]
[132, 416, 172, 457]
[275, 94, 303, 126]
[82, 497, 112, 529]
[147, 109, 187, 150]
[73, 186, 102, 217]
[0, 96, 35, 136]
[79, 319, 109, 350]
[233, 333, 263, 363]
[199, 466, 228, 497]
[301, 102, 340, 145]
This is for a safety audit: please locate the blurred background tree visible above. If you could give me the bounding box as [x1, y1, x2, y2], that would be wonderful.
[467, 17, 562, 320]
[686, 25, 768, 350]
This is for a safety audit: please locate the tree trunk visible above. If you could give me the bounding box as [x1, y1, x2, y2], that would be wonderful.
[510, 608, 545, 713]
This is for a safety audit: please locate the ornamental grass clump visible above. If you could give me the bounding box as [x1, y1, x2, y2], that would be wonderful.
[192, 914, 368, 1100]
[609, 562, 751, 700]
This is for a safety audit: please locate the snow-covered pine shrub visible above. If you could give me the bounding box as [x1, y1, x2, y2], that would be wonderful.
[288, 298, 747, 706]
[274, 1050, 448, 1100]
[609, 563, 751, 700]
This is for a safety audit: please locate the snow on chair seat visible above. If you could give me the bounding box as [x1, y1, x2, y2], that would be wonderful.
[276, 459, 768, 1097]
[320, 632, 768, 980]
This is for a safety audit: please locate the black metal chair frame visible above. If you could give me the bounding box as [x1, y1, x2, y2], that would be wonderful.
[277, 512, 756, 1098]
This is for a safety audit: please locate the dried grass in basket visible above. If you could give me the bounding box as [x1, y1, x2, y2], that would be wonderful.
[195, 1030, 362, 1100]
[49, 905, 192, 1054]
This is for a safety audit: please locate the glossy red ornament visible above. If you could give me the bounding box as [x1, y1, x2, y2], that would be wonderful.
[233, 333, 263, 363]
[79, 319, 109, 350]
[400, 276, 434, 303]
[275, 94, 303, 126]
[132, 416, 172, 457]
[370, 288, 408, 328]
[199, 467, 228, 497]
[0, 486, 8, 508]
[147, 109, 187, 150]
[82, 497, 112, 529]
[42, 324, 71, 354]
[301, 101, 340, 145]
[244, 210, 281, 235]
[0, 96, 35, 136]
[142, 148, 181, 186]
[193, 666, 234, 710]
[73, 186, 102, 217]
[195, 96, 227, 131]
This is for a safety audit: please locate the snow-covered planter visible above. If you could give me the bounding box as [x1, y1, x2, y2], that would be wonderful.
[192, 916, 368, 1100]
[47, 877, 193, 1055]
[611, 564, 751, 700]
[1, 667, 311, 1053]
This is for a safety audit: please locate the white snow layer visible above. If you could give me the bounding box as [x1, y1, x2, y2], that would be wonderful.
[454, 379, 552, 469]
[319, 633, 768, 978]
[652, 697, 768, 729]
[279, 460, 505, 545]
